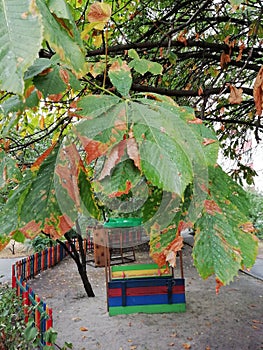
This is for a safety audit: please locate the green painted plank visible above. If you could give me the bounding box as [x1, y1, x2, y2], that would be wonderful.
[111, 263, 169, 272]
[109, 303, 186, 316]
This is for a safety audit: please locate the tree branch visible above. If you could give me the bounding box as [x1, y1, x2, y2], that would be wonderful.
[131, 83, 254, 98]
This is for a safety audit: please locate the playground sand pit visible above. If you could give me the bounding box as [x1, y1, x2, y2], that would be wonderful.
[27, 244, 263, 350]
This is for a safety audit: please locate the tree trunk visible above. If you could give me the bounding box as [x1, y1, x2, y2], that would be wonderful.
[77, 260, 95, 297]
[58, 231, 95, 297]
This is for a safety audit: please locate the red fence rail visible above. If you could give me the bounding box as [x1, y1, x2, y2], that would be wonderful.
[12, 242, 70, 348]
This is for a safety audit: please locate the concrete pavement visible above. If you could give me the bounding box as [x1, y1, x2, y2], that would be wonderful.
[0, 257, 23, 283]
[243, 240, 263, 281]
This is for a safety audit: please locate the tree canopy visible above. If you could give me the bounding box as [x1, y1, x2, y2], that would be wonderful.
[0, 0, 262, 291]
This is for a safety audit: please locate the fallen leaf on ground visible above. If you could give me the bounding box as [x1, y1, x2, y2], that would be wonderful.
[170, 333, 177, 338]
[252, 320, 262, 324]
[80, 327, 88, 331]
[183, 343, 191, 349]
[72, 317, 81, 322]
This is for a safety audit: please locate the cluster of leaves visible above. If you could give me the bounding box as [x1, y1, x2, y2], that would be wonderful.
[0, 285, 32, 350]
[0, 284, 72, 350]
[249, 191, 263, 239]
[0, 0, 261, 290]
[30, 233, 56, 253]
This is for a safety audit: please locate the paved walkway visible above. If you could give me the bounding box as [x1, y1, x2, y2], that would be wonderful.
[0, 257, 23, 283]
[245, 241, 263, 280]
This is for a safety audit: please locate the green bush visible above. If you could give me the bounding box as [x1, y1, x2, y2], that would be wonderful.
[30, 234, 56, 253]
[0, 285, 36, 350]
[249, 192, 263, 240]
[0, 285, 72, 350]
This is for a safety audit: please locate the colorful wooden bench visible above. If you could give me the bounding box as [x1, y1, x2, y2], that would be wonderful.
[107, 262, 186, 316]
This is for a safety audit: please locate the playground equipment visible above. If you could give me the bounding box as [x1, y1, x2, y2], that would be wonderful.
[98, 218, 186, 316]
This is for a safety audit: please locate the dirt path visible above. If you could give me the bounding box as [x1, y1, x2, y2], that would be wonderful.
[27, 245, 263, 350]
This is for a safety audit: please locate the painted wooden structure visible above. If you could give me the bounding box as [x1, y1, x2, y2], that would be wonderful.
[107, 262, 186, 316]
[102, 224, 186, 316]
[91, 221, 145, 267]
[11, 242, 70, 348]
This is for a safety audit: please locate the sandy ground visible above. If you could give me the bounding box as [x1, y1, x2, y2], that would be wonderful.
[0, 241, 33, 258]
[24, 244, 263, 350]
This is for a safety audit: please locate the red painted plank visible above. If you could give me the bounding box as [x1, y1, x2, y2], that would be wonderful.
[108, 285, 185, 297]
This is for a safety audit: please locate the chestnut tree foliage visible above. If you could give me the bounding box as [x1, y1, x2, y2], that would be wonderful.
[0, 0, 262, 293]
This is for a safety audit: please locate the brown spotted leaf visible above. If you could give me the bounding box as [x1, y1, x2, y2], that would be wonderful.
[193, 165, 258, 288]
[31, 143, 57, 171]
[55, 144, 84, 208]
[75, 95, 126, 163]
[108, 60, 132, 97]
[126, 137, 141, 170]
[99, 140, 126, 180]
[19, 143, 76, 239]
[204, 199, 222, 215]
[165, 236, 184, 268]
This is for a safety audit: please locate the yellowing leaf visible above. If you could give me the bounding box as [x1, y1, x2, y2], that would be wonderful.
[39, 115, 45, 130]
[229, 85, 243, 104]
[87, 2, 111, 30]
[253, 66, 263, 115]
[0, 237, 10, 252]
[93, 33, 103, 47]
